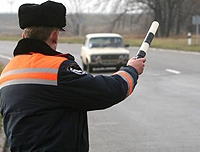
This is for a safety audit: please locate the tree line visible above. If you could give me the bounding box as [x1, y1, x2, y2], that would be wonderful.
[3, 0, 200, 37]
[97, 0, 200, 37]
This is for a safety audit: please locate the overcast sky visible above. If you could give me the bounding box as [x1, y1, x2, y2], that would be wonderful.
[0, 0, 49, 13]
[0, 0, 101, 13]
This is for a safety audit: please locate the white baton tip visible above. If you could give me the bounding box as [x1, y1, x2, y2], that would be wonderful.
[140, 43, 149, 53]
[149, 21, 159, 34]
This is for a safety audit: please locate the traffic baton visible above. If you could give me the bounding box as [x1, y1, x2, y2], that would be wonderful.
[136, 21, 159, 59]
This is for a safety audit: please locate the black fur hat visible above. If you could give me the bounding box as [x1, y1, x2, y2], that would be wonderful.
[18, 1, 66, 30]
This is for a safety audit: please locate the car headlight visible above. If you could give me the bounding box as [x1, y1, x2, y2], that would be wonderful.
[91, 55, 101, 62]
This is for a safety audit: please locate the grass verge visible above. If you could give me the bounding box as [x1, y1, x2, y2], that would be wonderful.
[0, 35, 200, 53]
[124, 36, 200, 53]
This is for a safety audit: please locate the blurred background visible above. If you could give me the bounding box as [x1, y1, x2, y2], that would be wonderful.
[0, 0, 200, 38]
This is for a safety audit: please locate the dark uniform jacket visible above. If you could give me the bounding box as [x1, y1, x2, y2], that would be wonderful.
[0, 38, 139, 152]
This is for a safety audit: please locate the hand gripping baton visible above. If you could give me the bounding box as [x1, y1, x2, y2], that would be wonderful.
[136, 21, 159, 59]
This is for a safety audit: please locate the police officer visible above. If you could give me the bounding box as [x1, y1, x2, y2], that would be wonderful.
[0, 1, 146, 151]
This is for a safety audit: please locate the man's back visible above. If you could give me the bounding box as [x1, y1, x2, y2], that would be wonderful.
[0, 53, 89, 151]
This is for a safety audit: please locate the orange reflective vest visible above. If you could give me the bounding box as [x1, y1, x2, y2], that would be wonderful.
[0, 38, 138, 152]
[0, 53, 66, 89]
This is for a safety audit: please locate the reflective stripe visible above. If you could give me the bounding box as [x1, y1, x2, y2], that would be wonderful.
[0, 79, 57, 89]
[114, 71, 134, 96]
[0, 53, 67, 89]
[0, 68, 58, 79]
[0, 68, 58, 89]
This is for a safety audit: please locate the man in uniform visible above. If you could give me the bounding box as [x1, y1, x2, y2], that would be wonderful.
[0, 1, 146, 151]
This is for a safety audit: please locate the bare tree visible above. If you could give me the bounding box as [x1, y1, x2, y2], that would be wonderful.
[97, 0, 200, 37]
[65, 0, 92, 36]
[134, 0, 183, 37]
[93, 0, 141, 33]
[177, 0, 200, 35]
[65, 0, 200, 37]
[133, 0, 200, 36]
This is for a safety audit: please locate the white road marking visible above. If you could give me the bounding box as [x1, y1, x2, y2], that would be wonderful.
[151, 48, 200, 55]
[165, 69, 181, 74]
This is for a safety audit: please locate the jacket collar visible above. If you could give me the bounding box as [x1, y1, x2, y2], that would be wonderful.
[13, 38, 62, 56]
[13, 38, 75, 60]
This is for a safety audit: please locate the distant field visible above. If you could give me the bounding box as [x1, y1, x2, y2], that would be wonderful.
[124, 36, 200, 53]
[0, 35, 200, 53]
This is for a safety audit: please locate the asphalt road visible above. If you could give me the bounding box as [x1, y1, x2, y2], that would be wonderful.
[0, 41, 200, 152]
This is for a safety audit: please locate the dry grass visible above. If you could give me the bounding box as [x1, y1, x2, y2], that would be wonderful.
[124, 35, 200, 53]
[0, 35, 200, 53]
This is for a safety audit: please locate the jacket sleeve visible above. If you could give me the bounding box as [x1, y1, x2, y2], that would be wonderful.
[58, 60, 139, 111]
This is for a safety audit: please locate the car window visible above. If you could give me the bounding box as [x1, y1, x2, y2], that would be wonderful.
[89, 37, 124, 48]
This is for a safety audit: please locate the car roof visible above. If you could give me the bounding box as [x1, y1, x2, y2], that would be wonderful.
[86, 33, 122, 39]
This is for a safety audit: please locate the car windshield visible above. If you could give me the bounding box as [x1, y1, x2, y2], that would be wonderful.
[88, 37, 124, 48]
